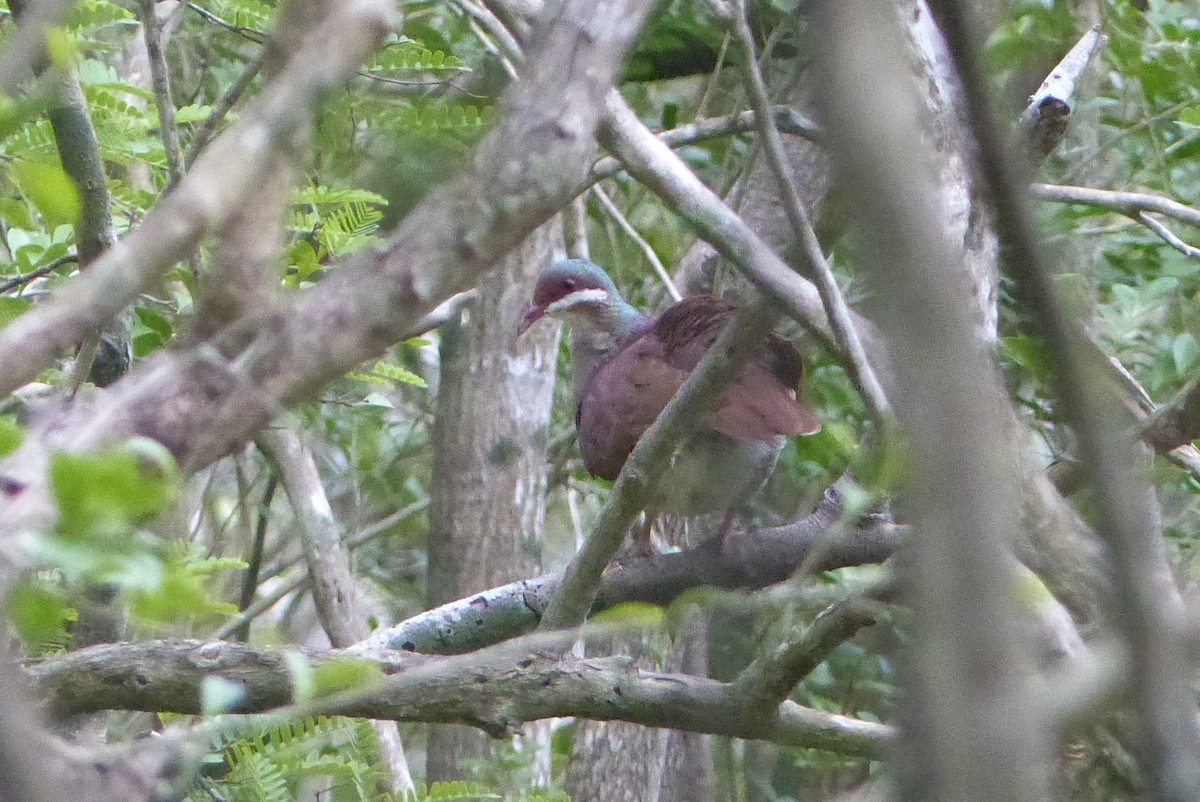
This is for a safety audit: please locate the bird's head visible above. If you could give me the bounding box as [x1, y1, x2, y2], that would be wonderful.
[519, 258, 625, 335]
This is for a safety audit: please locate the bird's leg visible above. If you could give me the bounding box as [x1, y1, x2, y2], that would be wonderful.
[635, 513, 656, 556]
[713, 508, 738, 551]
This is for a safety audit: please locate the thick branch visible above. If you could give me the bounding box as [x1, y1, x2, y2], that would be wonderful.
[28, 639, 892, 757]
[0, 0, 654, 540]
[258, 428, 369, 647]
[359, 498, 902, 655]
[0, 0, 397, 398]
[814, 2, 1055, 799]
[931, 1, 1200, 798]
[1019, 26, 1104, 157]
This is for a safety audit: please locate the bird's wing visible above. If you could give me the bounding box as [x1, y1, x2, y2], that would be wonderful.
[576, 333, 686, 480]
[654, 297, 821, 439]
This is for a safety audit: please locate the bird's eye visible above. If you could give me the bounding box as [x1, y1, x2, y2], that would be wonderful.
[564, 279, 576, 291]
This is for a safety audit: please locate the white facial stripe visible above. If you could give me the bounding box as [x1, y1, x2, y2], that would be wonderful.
[545, 288, 608, 314]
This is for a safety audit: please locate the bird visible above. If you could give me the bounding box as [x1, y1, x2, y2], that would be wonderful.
[520, 258, 820, 552]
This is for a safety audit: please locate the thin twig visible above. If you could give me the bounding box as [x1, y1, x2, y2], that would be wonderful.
[0, 253, 78, 295]
[695, 31, 730, 119]
[183, 1, 264, 42]
[455, 0, 524, 64]
[599, 95, 835, 352]
[726, 0, 889, 425]
[1136, 212, 1200, 260]
[589, 107, 821, 183]
[184, 47, 267, 168]
[734, 596, 881, 709]
[464, 12, 519, 80]
[233, 471, 277, 642]
[590, 185, 681, 301]
[563, 196, 590, 260]
[1031, 183, 1200, 229]
[222, 499, 429, 636]
[141, 0, 185, 190]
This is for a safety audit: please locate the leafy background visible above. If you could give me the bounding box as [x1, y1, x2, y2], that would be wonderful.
[0, 0, 1197, 798]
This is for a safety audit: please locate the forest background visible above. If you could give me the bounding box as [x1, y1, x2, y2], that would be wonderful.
[1, 0, 1200, 800]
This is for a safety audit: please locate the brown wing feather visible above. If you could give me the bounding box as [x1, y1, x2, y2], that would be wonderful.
[576, 333, 686, 480]
[577, 296, 821, 480]
[655, 296, 820, 439]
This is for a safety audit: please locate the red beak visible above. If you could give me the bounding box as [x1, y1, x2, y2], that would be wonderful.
[518, 304, 545, 336]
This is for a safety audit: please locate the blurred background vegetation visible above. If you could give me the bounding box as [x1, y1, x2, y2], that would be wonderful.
[1, 0, 1199, 799]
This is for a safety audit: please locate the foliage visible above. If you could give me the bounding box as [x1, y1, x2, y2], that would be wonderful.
[194, 716, 393, 802]
[1, 0, 1199, 798]
[189, 714, 564, 801]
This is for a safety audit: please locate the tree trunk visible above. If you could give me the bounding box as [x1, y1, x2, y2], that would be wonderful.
[426, 222, 559, 783]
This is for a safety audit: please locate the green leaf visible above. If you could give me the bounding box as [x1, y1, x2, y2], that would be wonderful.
[129, 550, 241, 627]
[311, 658, 385, 697]
[0, 297, 32, 330]
[1180, 106, 1200, 129]
[356, 360, 427, 388]
[174, 104, 214, 124]
[6, 584, 75, 653]
[132, 307, 174, 357]
[1173, 332, 1199, 376]
[0, 417, 23, 458]
[12, 160, 81, 227]
[291, 185, 389, 207]
[1000, 334, 1056, 378]
[51, 441, 179, 539]
[588, 601, 665, 628]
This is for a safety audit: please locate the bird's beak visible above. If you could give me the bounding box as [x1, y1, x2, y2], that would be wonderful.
[518, 304, 545, 336]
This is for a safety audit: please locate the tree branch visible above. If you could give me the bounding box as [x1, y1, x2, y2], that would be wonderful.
[590, 184, 681, 300]
[362, 495, 902, 655]
[929, 2, 1200, 798]
[598, 95, 837, 353]
[140, 0, 185, 190]
[814, 2, 1056, 799]
[1031, 183, 1200, 230]
[28, 638, 893, 757]
[726, 0, 890, 425]
[1136, 212, 1200, 260]
[0, 0, 398, 398]
[0, 253, 78, 295]
[587, 107, 822, 184]
[257, 428, 369, 647]
[733, 597, 882, 710]
[1019, 25, 1104, 157]
[184, 48, 267, 168]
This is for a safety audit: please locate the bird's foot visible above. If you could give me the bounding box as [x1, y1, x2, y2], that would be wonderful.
[712, 509, 738, 553]
[634, 515, 657, 557]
